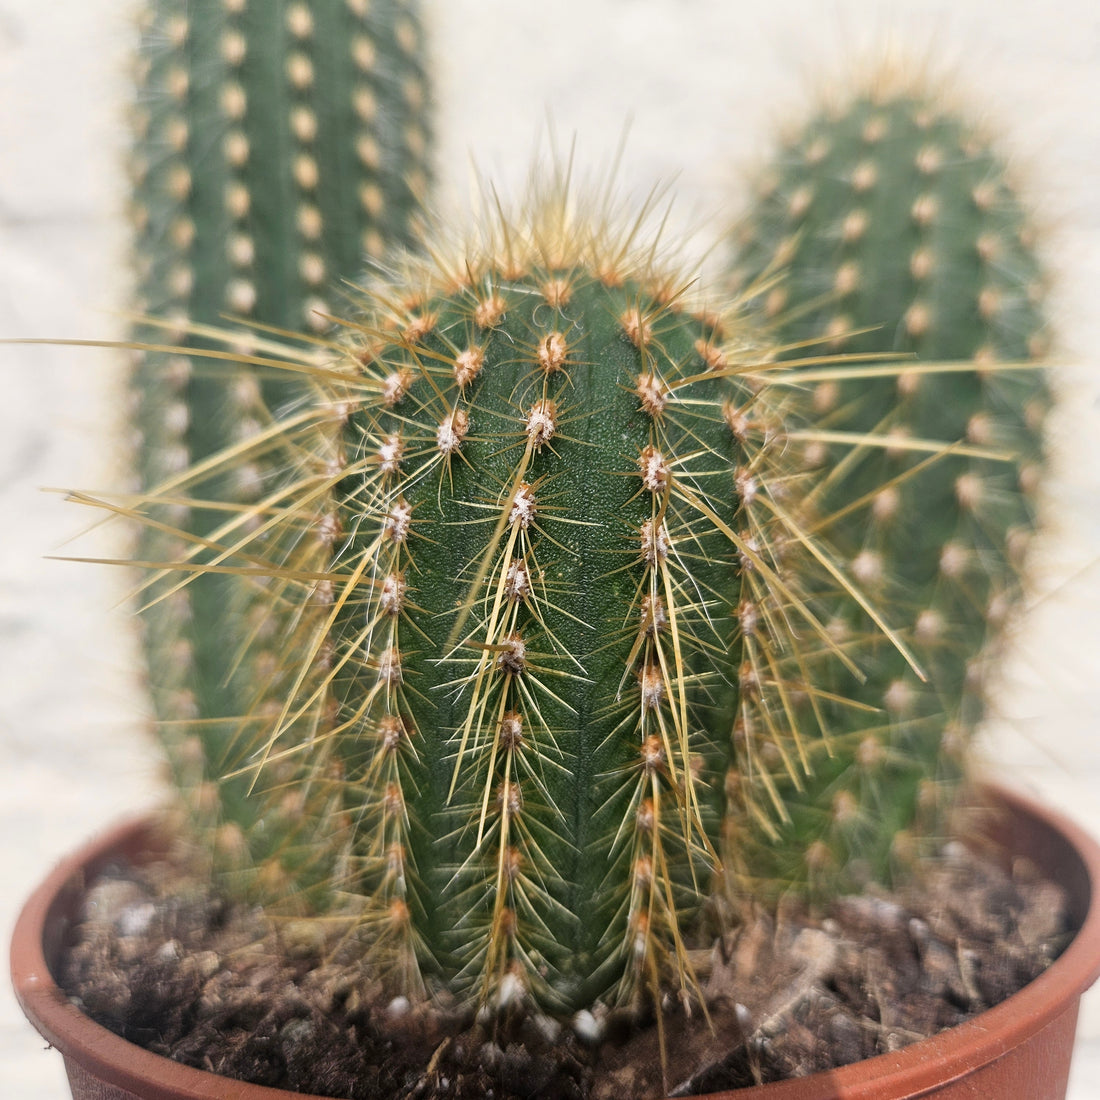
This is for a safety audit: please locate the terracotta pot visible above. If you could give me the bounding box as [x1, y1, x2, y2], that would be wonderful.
[11, 784, 1100, 1100]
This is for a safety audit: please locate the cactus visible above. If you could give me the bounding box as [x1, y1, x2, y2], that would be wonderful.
[126, 0, 432, 872]
[128, 173, 902, 1014]
[726, 71, 1051, 894]
[113, 36, 1053, 1027]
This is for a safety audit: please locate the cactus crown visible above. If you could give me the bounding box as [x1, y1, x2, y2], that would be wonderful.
[131, 173, 881, 1013]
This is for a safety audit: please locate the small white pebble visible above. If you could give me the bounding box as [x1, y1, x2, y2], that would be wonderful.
[155, 939, 182, 962]
[943, 840, 969, 863]
[573, 1008, 604, 1044]
[117, 901, 157, 937]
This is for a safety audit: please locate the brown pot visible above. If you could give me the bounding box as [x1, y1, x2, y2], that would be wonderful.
[11, 784, 1100, 1100]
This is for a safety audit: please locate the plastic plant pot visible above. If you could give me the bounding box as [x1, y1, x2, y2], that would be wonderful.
[12, 784, 1100, 1100]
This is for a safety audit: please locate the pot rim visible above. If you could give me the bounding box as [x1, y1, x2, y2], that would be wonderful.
[11, 782, 1100, 1100]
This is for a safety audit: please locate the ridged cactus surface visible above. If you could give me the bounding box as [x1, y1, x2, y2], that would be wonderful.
[728, 76, 1050, 893]
[149, 183, 867, 1012]
[127, 0, 432, 864]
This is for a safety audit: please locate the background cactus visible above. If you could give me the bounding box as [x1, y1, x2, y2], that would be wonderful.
[126, 0, 432, 881]
[726, 71, 1051, 895]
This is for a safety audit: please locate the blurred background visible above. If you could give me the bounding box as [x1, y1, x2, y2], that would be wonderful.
[2, 2, 1097, 1096]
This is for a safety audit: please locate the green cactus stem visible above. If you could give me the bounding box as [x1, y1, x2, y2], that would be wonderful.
[126, 0, 433, 873]
[727, 70, 1051, 894]
[128, 176, 883, 1014]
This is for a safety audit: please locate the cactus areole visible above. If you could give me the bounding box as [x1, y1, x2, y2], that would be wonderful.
[213, 188, 836, 1014]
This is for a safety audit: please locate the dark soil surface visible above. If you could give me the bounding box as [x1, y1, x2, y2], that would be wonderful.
[58, 841, 1071, 1099]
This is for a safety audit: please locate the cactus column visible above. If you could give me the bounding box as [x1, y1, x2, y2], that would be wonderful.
[728, 75, 1050, 893]
[156, 182, 860, 1012]
[127, 0, 432, 885]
